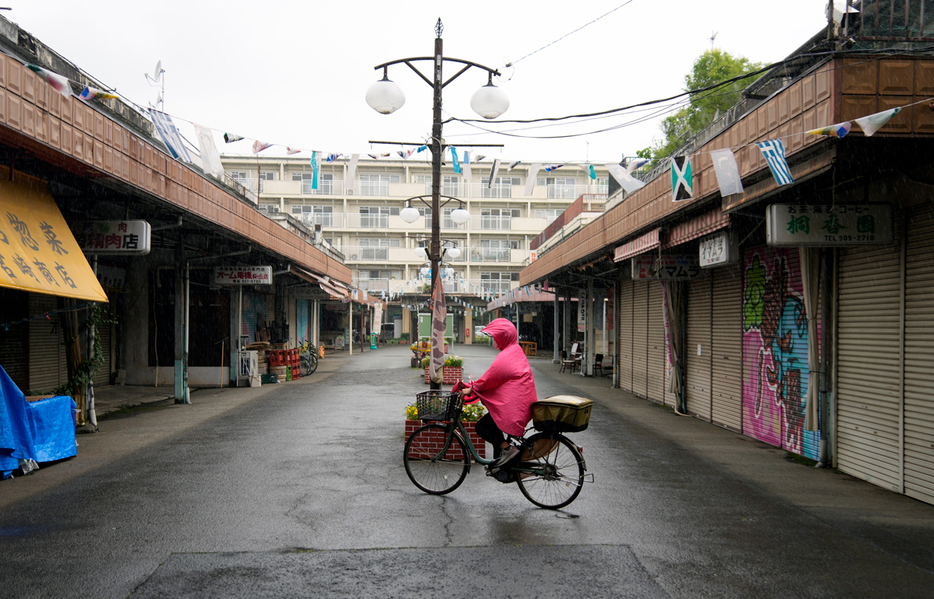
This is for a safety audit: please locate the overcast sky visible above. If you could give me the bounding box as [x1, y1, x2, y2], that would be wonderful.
[10, 1, 829, 165]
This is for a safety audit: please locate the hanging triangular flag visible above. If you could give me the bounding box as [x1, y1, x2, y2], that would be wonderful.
[487, 158, 501, 189]
[855, 107, 901, 137]
[462, 151, 472, 181]
[525, 163, 541, 196]
[451, 147, 461, 173]
[756, 140, 794, 186]
[626, 158, 649, 174]
[670, 155, 693, 201]
[474, 155, 486, 162]
[150, 110, 192, 162]
[578, 164, 596, 180]
[27, 64, 72, 97]
[346, 154, 359, 193]
[310, 151, 319, 190]
[544, 164, 564, 172]
[223, 133, 244, 143]
[508, 160, 521, 171]
[416, 145, 428, 153]
[286, 147, 301, 155]
[709, 149, 744, 197]
[806, 122, 852, 138]
[605, 163, 645, 194]
[79, 86, 118, 101]
[193, 124, 224, 178]
[252, 140, 273, 154]
[324, 153, 342, 162]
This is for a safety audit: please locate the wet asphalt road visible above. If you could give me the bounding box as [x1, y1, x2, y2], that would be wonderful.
[1, 344, 933, 598]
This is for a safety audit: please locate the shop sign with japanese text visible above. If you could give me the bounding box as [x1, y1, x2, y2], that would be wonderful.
[699, 229, 738, 268]
[75, 220, 151, 255]
[632, 254, 700, 280]
[213, 266, 273, 286]
[766, 204, 893, 246]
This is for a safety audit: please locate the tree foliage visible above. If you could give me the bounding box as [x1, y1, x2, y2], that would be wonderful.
[647, 49, 763, 161]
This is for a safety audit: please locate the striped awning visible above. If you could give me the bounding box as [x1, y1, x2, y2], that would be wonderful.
[293, 266, 347, 299]
[613, 228, 660, 263]
[661, 206, 730, 249]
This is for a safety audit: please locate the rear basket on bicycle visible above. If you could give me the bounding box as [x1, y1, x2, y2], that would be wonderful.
[531, 395, 593, 432]
[415, 390, 461, 421]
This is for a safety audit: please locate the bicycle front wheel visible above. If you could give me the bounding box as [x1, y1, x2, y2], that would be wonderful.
[516, 433, 585, 509]
[306, 352, 318, 374]
[404, 424, 470, 495]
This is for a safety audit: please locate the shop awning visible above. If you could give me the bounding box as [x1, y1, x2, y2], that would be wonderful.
[613, 228, 660, 263]
[0, 171, 108, 303]
[661, 206, 730, 249]
[293, 266, 347, 299]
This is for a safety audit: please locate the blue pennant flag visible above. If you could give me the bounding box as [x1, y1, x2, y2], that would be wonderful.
[756, 140, 794, 186]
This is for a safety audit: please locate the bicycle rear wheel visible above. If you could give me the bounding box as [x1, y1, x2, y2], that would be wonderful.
[515, 433, 585, 509]
[404, 424, 470, 495]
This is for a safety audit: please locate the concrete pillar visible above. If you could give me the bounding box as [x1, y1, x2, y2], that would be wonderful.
[173, 245, 190, 403]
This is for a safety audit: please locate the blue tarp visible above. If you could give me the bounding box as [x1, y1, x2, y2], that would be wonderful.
[0, 365, 77, 478]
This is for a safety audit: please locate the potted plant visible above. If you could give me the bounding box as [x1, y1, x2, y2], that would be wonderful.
[404, 401, 487, 459]
[422, 354, 463, 384]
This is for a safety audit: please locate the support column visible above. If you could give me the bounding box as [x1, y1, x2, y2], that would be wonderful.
[585, 280, 595, 376]
[173, 245, 190, 403]
[553, 290, 560, 364]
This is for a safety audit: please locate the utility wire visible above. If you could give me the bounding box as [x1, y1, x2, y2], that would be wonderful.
[505, 0, 639, 69]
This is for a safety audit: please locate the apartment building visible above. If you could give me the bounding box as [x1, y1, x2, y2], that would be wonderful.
[220, 155, 608, 340]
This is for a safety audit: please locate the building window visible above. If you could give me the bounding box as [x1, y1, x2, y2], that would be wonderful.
[537, 177, 577, 199]
[292, 205, 333, 226]
[292, 172, 333, 195]
[475, 239, 517, 262]
[480, 177, 519, 198]
[442, 176, 460, 197]
[358, 174, 399, 195]
[358, 238, 400, 260]
[535, 208, 562, 224]
[480, 271, 518, 293]
[260, 204, 280, 214]
[480, 208, 519, 230]
[359, 206, 399, 228]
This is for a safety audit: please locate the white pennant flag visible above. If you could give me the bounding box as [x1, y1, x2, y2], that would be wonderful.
[524, 163, 541, 196]
[488, 159, 501, 188]
[193, 124, 224, 178]
[855, 107, 901, 137]
[462, 151, 472, 182]
[709, 149, 744, 197]
[346, 154, 360, 193]
[605, 163, 645, 194]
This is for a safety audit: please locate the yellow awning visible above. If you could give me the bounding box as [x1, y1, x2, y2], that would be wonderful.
[0, 169, 108, 303]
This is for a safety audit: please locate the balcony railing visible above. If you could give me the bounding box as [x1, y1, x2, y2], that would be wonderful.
[469, 249, 513, 263]
[470, 279, 516, 294]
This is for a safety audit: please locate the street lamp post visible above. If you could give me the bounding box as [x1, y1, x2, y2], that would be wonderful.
[367, 19, 508, 389]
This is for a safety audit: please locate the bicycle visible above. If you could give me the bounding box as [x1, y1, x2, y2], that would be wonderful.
[299, 339, 318, 376]
[403, 386, 594, 510]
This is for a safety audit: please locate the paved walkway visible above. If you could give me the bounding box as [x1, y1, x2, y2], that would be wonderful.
[9, 343, 934, 578]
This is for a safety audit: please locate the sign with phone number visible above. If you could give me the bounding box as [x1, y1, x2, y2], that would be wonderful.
[766, 204, 893, 246]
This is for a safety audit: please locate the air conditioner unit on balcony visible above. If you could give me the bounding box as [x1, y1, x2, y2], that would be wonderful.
[350, 254, 358, 260]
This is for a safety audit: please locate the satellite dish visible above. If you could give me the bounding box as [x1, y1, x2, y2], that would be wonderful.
[153, 60, 163, 80]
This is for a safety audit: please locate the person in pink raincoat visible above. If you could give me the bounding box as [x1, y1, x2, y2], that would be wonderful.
[463, 318, 537, 472]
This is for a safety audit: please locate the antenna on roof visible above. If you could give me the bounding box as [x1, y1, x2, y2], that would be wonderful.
[710, 31, 718, 49]
[145, 60, 165, 110]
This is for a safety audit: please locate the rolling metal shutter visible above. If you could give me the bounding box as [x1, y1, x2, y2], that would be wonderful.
[631, 281, 649, 398]
[647, 281, 667, 405]
[686, 273, 712, 420]
[617, 278, 634, 393]
[0, 290, 28, 388]
[904, 208, 934, 504]
[742, 246, 819, 459]
[836, 225, 903, 492]
[28, 294, 68, 394]
[711, 263, 744, 432]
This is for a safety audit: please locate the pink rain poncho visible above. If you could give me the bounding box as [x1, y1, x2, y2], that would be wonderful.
[471, 318, 538, 436]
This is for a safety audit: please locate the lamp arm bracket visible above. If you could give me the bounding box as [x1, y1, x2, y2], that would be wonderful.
[372, 57, 501, 89]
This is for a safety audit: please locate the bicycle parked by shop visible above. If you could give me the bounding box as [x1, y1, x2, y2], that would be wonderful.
[299, 339, 318, 376]
[403, 384, 595, 509]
